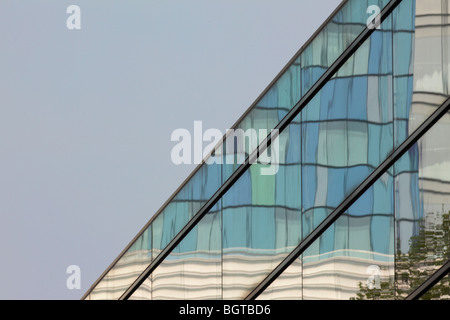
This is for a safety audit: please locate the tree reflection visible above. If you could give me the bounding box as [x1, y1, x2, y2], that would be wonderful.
[352, 211, 449, 300]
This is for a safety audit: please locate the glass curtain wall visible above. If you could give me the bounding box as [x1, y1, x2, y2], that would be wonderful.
[88, 0, 450, 300]
[261, 0, 450, 300]
[87, 0, 390, 299]
[131, 0, 420, 300]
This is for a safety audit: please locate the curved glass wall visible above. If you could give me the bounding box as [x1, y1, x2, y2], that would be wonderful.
[86, 0, 392, 299]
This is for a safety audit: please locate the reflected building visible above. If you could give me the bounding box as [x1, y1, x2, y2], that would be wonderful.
[84, 0, 450, 300]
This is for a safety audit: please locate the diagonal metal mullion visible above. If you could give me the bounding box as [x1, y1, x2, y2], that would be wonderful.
[119, 0, 403, 300]
[405, 259, 450, 300]
[245, 97, 450, 300]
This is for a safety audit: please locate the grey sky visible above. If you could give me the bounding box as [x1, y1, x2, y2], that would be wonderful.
[0, 0, 341, 299]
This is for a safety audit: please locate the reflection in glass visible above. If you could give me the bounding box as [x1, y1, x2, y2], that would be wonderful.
[393, 0, 450, 299]
[88, 0, 450, 300]
[352, 110, 450, 299]
[419, 270, 450, 300]
[222, 125, 302, 299]
[409, 0, 450, 134]
[256, 258, 302, 300]
[300, 3, 397, 300]
[129, 277, 152, 300]
[289, 109, 449, 300]
[394, 110, 450, 298]
[261, 0, 450, 300]
[151, 208, 222, 300]
[303, 171, 395, 300]
[86, 228, 152, 300]
[86, 0, 390, 299]
[395, 212, 450, 299]
[138, 2, 410, 299]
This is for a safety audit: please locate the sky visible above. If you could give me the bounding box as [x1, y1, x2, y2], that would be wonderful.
[0, 0, 342, 299]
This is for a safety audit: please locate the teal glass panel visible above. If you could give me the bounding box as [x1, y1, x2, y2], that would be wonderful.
[301, 12, 394, 240]
[302, 0, 390, 93]
[130, 123, 302, 300]
[222, 124, 302, 299]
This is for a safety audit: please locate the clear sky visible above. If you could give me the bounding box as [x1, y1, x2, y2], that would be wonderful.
[0, 0, 342, 299]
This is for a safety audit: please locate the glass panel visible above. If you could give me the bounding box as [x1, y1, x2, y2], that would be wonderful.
[392, 0, 415, 151]
[146, 4, 394, 300]
[137, 0, 447, 300]
[301, 0, 390, 93]
[261, 167, 397, 300]
[262, 111, 450, 300]
[87, 228, 151, 300]
[300, 5, 394, 266]
[150, 204, 222, 300]
[393, 0, 450, 299]
[395, 112, 450, 299]
[304, 176, 395, 300]
[88, 0, 396, 298]
[90, 0, 450, 299]
[222, 125, 302, 299]
[256, 258, 302, 300]
[129, 277, 152, 300]
[87, 161, 222, 299]
[261, 0, 449, 300]
[408, 0, 450, 135]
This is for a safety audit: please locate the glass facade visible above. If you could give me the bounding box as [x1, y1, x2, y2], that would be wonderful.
[84, 0, 450, 300]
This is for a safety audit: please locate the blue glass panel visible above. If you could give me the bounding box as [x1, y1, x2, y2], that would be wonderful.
[371, 215, 393, 254]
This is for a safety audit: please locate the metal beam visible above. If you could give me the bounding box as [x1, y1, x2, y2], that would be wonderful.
[405, 260, 450, 300]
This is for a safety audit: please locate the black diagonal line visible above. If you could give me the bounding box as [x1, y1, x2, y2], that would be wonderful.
[405, 260, 450, 300]
[119, 0, 403, 300]
[245, 97, 450, 300]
